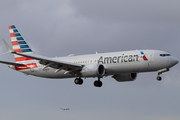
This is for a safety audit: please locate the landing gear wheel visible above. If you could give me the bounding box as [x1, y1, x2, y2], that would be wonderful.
[78, 78, 83, 85]
[94, 81, 99, 87]
[74, 78, 79, 84]
[94, 80, 102, 87]
[98, 81, 102, 87]
[74, 78, 83, 85]
[157, 76, 162, 81]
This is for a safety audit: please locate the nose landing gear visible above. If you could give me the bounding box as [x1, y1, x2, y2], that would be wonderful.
[156, 68, 169, 81]
[157, 76, 162, 81]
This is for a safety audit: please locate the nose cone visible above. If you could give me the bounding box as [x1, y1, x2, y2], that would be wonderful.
[170, 57, 179, 67]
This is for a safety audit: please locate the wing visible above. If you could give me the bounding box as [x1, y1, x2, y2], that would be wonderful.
[14, 52, 82, 74]
[2, 39, 83, 76]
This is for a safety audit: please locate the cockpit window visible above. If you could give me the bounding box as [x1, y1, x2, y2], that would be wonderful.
[160, 54, 171, 57]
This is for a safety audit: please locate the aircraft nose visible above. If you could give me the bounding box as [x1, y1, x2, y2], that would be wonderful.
[170, 57, 179, 67]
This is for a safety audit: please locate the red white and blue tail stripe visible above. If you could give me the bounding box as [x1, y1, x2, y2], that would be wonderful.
[9, 25, 34, 62]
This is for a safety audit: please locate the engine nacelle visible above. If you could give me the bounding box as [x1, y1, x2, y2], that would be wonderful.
[112, 73, 137, 82]
[81, 64, 105, 77]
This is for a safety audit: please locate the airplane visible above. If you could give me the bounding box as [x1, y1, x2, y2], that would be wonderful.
[60, 107, 70, 111]
[0, 25, 178, 87]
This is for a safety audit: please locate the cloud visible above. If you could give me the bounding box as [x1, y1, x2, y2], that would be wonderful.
[72, 0, 180, 22]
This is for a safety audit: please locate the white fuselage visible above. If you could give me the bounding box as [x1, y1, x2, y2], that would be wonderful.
[9, 50, 178, 79]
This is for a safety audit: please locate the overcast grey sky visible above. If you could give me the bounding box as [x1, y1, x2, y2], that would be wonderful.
[0, 0, 180, 120]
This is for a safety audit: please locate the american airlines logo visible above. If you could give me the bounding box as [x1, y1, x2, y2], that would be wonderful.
[141, 51, 148, 61]
[98, 54, 139, 64]
[98, 51, 148, 64]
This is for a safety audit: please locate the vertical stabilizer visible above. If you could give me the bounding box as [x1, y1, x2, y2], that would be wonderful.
[9, 25, 34, 62]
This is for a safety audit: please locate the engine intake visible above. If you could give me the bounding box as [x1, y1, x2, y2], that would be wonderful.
[81, 64, 105, 77]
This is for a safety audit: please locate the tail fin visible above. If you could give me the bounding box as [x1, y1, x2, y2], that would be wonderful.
[9, 25, 34, 62]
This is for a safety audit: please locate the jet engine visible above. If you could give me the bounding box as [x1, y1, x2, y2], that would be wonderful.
[81, 64, 105, 77]
[112, 73, 137, 82]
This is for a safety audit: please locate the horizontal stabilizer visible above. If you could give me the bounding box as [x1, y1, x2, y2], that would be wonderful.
[0, 60, 24, 66]
[2, 38, 13, 52]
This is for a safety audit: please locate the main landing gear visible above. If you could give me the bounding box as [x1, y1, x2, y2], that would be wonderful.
[156, 68, 169, 81]
[74, 78, 83, 85]
[94, 77, 102, 87]
[74, 77, 103, 87]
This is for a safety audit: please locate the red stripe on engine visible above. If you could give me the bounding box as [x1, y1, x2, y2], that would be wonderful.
[15, 63, 38, 71]
[12, 41, 19, 45]
[15, 57, 34, 62]
[13, 49, 22, 53]
[10, 33, 16, 37]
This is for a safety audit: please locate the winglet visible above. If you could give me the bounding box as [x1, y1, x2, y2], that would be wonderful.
[2, 38, 13, 52]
